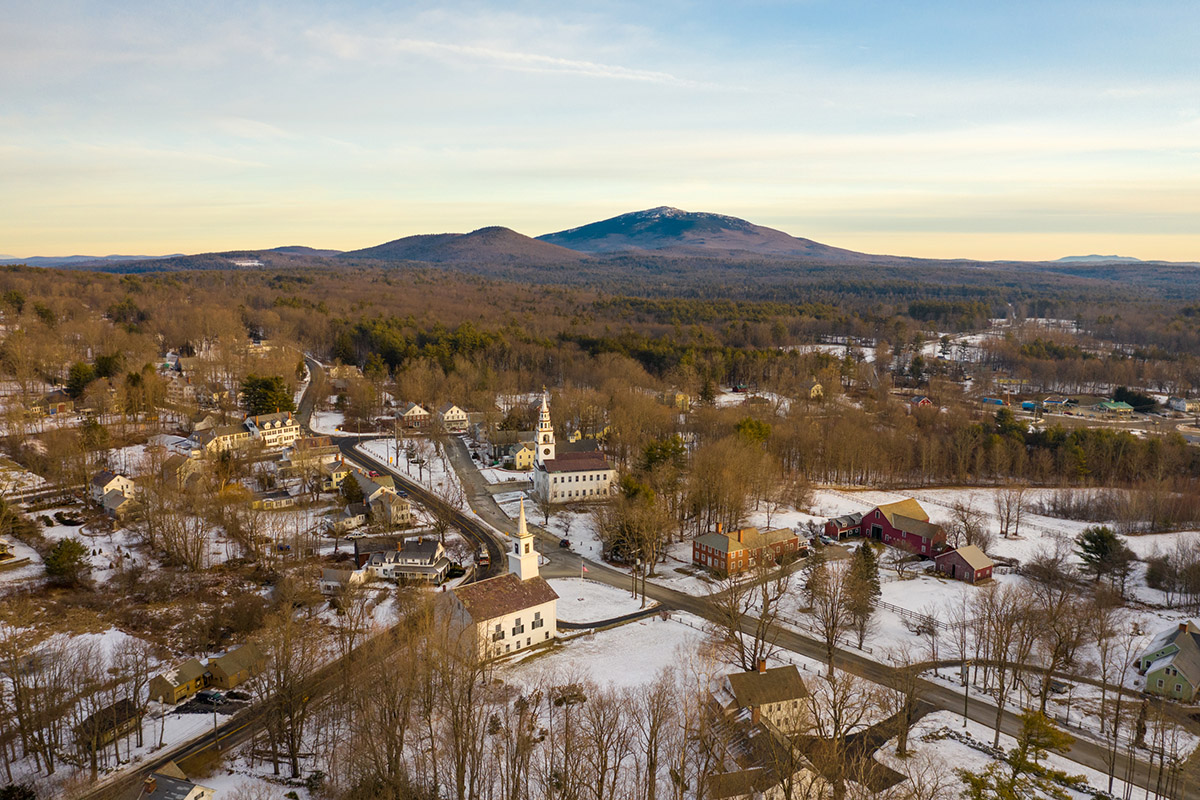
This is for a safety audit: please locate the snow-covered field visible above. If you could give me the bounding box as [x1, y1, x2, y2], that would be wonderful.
[547, 577, 657, 623]
[478, 466, 531, 485]
[507, 612, 713, 688]
[876, 710, 1136, 800]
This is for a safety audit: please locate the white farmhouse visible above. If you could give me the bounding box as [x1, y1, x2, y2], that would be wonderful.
[245, 411, 302, 449]
[90, 470, 135, 506]
[436, 402, 470, 433]
[448, 500, 558, 658]
[530, 391, 616, 504]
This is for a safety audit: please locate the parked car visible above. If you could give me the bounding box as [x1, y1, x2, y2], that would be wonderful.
[196, 690, 226, 705]
[819, 535, 836, 546]
[559, 539, 570, 548]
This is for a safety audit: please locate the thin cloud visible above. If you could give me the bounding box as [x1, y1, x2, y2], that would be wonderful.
[311, 29, 700, 87]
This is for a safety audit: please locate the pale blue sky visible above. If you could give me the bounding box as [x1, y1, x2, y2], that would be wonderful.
[2, 1, 1199, 259]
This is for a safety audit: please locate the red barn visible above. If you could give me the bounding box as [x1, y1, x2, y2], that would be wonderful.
[934, 545, 994, 583]
[861, 499, 945, 556]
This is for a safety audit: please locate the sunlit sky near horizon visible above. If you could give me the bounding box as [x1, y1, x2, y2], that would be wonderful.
[2, 1, 1199, 261]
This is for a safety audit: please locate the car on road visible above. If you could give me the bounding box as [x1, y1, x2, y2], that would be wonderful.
[559, 538, 570, 548]
[368, 470, 380, 478]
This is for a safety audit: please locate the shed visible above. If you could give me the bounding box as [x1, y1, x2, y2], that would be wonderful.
[934, 544, 994, 583]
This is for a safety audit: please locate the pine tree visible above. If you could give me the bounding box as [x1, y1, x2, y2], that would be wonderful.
[44, 538, 89, 585]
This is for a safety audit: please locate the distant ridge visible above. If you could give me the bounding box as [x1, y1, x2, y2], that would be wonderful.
[1054, 254, 1143, 264]
[341, 226, 583, 264]
[268, 245, 342, 257]
[537, 206, 882, 262]
[0, 254, 180, 268]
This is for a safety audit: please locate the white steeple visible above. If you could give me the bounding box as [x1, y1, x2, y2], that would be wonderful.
[535, 387, 555, 467]
[508, 498, 540, 581]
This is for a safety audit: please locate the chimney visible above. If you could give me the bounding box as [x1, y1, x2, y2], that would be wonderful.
[757, 658, 766, 674]
[143, 776, 157, 795]
[717, 522, 723, 536]
[396, 540, 403, 552]
[751, 706, 760, 724]
[1180, 622, 1189, 634]
[737, 529, 743, 544]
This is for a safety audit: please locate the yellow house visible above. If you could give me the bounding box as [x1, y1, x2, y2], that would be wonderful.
[513, 442, 536, 471]
[799, 380, 824, 400]
[148, 659, 207, 704]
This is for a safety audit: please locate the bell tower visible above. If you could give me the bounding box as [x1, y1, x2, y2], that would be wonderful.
[535, 388, 555, 467]
[508, 498, 540, 581]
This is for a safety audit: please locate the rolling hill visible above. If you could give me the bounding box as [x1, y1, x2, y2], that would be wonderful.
[341, 226, 583, 264]
[537, 206, 883, 261]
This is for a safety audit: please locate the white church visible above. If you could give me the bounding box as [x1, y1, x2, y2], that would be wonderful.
[448, 500, 559, 658]
[530, 391, 617, 504]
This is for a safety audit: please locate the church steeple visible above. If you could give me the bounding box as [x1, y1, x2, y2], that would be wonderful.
[508, 498, 540, 581]
[535, 388, 555, 467]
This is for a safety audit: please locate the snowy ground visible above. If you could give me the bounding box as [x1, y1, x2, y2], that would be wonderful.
[0, 455, 47, 494]
[478, 466, 532, 485]
[506, 611, 714, 688]
[547, 577, 658, 623]
[876, 710, 1137, 800]
[356, 438, 465, 497]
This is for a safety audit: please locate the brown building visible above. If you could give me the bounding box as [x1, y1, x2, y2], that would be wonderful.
[692, 525, 801, 575]
[148, 658, 206, 704]
[934, 545, 994, 583]
[207, 642, 265, 690]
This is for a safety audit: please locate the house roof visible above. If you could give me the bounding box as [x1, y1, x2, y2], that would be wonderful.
[438, 402, 464, 414]
[708, 768, 770, 800]
[91, 469, 118, 488]
[138, 771, 213, 800]
[829, 512, 863, 529]
[343, 503, 369, 518]
[209, 642, 263, 678]
[102, 489, 132, 510]
[401, 402, 428, 415]
[875, 499, 930, 526]
[937, 544, 993, 571]
[558, 439, 600, 454]
[77, 697, 141, 735]
[726, 665, 809, 709]
[161, 658, 206, 687]
[321, 568, 359, 583]
[541, 451, 612, 473]
[247, 411, 296, 426]
[452, 572, 558, 623]
[695, 527, 797, 555]
[891, 514, 943, 541]
[1142, 622, 1200, 685]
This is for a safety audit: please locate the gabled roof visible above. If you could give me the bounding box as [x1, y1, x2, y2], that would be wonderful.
[726, 665, 809, 709]
[452, 573, 558, 623]
[401, 401, 428, 415]
[91, 469, 118, 487]
[438, 402, 465, 414]
[829, 512, 863, 528]
[891, 514, 942, 541]
[1142, 622, 1200, 685]
[875, 499, 929, 525]
[937, 544, 993, 571]
[247, 411, 296, 426]
[209, 642, 263, 678]
[541, 451, 612, 473]
[161, 658, 206, 687]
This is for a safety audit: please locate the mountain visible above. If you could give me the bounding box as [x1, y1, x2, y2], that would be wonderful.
[268, 245, 343, 257]
[341, 226, 583, 264]
[1054, 254, 1144, 264]
[537, 206, 881, 261]
[0, 254, 180, 268]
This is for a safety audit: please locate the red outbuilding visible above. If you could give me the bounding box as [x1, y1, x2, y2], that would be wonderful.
[934, 544, 994, 583]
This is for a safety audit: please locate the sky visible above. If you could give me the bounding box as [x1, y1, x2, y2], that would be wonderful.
[2, 0, 1199, 261]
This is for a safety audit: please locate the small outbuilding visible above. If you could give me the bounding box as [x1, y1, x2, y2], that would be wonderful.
[934, 544, 994, 584]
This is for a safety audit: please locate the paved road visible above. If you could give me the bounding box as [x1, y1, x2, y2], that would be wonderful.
[429, 432, 1179, 797]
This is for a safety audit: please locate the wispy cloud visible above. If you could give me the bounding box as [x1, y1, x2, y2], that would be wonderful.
[310, 29, 699, 87]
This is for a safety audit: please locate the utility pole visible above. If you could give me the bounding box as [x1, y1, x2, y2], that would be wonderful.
[962, 659, 971, 728]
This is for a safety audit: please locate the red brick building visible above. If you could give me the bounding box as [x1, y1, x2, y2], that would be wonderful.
[857, 499, 945, 556]
[934, 545, 994, 583]
[692, 525, 802, 575]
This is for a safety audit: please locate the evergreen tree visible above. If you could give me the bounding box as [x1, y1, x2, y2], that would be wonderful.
[242, 374, 296, 416]
[340, 474, 364, 507]
[44, 538, 89, 585]
[65, 362, 95, 399]
[1076, 525, 1135, 587]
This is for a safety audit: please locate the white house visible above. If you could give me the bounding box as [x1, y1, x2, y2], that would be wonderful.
[319, 568, 369, 596]
[90, 470, 135, 506]
[436, 402, 470, 433]
[245, 411, 302, 449]
[365, 537, 451, 584]
[530, 391, 616, 504]
[448, 500, 558, 658]
[1168, 397, 1200, 414]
